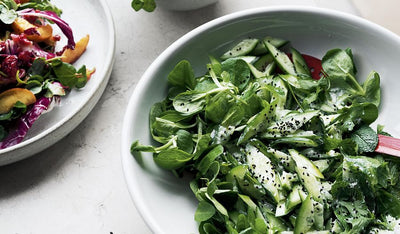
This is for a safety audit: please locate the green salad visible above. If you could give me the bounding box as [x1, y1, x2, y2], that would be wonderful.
[131, 36, 400, 233]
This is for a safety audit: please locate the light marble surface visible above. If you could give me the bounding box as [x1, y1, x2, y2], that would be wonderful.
[0, 0, 396, 233]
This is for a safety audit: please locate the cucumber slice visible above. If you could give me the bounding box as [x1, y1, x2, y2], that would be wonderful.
[280, 171, 298, 190]
[245, 144, 283, 203]
[265, 110, 320, 135]
[263, 212, 288, 232]
[226, 165, 266, 200]
[287, 185, 303, 210]
[313, 201, 324, 230]
[264, 41, 296, 75]
[313, 159, 330, 173]
[264, 62, 277, 76]
[252, 36, 288, 55]
[289, 150, 323, 179]
[275, 185, 302, 217]
[291, 47, 311, 77]
[221, 38, 259, 60]
[248, 62, 267, 79]
[294, 194, 315, 234]
[237, 56, 258, 64]
[249, 139, 296, 172]
[289, 149, 324, 202]
[253, 54, 274, 71]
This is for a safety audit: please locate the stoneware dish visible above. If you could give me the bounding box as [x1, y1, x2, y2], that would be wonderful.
[0, 0, 115, 165]
[121, 6, 400, 233]
[156, 0, 219, 11]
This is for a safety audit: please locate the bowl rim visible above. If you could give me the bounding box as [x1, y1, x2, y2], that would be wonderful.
[0, 0, 116, 160]
[121, 5, 400, 233]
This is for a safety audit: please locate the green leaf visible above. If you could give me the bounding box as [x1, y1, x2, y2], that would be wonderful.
[350, 125, 378, 153]
[19, 0, 62, 15]
[167, 60, 196, 90]
[221, 103, 245, 127]
[197, 145, 224, 175]
[131, 0, 144, 11]
[50, 60, 80, 88]
[0, 1, 17, 24]
[154, 148, 193, 170]
[362, 71, 381, 107]
[173, 90, 207, 115]
[195, 201, 216, 222]
[142, 0, 156, 12]
[76, 65, 88, 88]
[322, 48, 355, 78]
[205, 92, 231, 124]
[221, 58, 251, 91]
[176, 129, 194, 153]
[130, 140, 156, 153]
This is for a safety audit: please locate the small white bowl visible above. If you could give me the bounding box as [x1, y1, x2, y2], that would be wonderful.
[156, 0, 219, 11]
[121, 6, 400, 234]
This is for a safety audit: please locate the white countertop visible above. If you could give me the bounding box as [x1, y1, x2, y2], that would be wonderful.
[0, 0, 397, 233]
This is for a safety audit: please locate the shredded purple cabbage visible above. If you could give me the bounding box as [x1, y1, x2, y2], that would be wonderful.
[17, 9, 76, 49]
[0, 97, 54, 149]
[1, 34, 56, 59]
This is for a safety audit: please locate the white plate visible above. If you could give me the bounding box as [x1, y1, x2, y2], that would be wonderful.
[121, 6, 400, 234]
[0, 0, 115, 165]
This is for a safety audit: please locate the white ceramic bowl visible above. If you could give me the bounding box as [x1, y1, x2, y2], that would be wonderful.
[121, 6, 400, 234]
[156, 0, 219, 11]
[0, 0, 115, 165]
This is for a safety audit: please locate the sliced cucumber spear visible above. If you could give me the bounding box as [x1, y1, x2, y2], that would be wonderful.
[252, 36, 289, 55]
[294, 194, 314, 234]
[291, 47, 311, 77]
[289, 149, 324, 202]
[245, 144, 283, 203]
[264, 41, 296, 76]
[221, 38, 259, 60]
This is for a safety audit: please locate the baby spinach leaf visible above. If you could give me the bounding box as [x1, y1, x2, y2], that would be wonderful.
[195, 201, 216, 222]
[167, 60, 196, 90]
[193, 134, 212, 160]
[153, 148, 193, 170]
[221, 58, 251, 91]
[130, 140, 156, 153]
[362, 71, 381, 107]
[197, 145, 224, 175]
[322, 48, 364, 94]
[205, 92, 231, 124]
[322, 48, 355, 78]
[173, 90, 207, 115]
[221, 104, 245, 127]
[176, 129, 194, 153]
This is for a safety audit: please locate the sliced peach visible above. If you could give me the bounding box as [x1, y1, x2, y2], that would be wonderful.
[0, 88, 36, 114]
[86, 68, 96, 80]
[12, 17, 53, 42]
[61, 35, 89, 64]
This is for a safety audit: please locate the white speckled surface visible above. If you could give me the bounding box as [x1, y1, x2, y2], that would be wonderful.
[0, 0, 395, 233]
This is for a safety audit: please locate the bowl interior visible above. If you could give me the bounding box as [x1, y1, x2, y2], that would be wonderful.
[122, 7, 400, 234]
